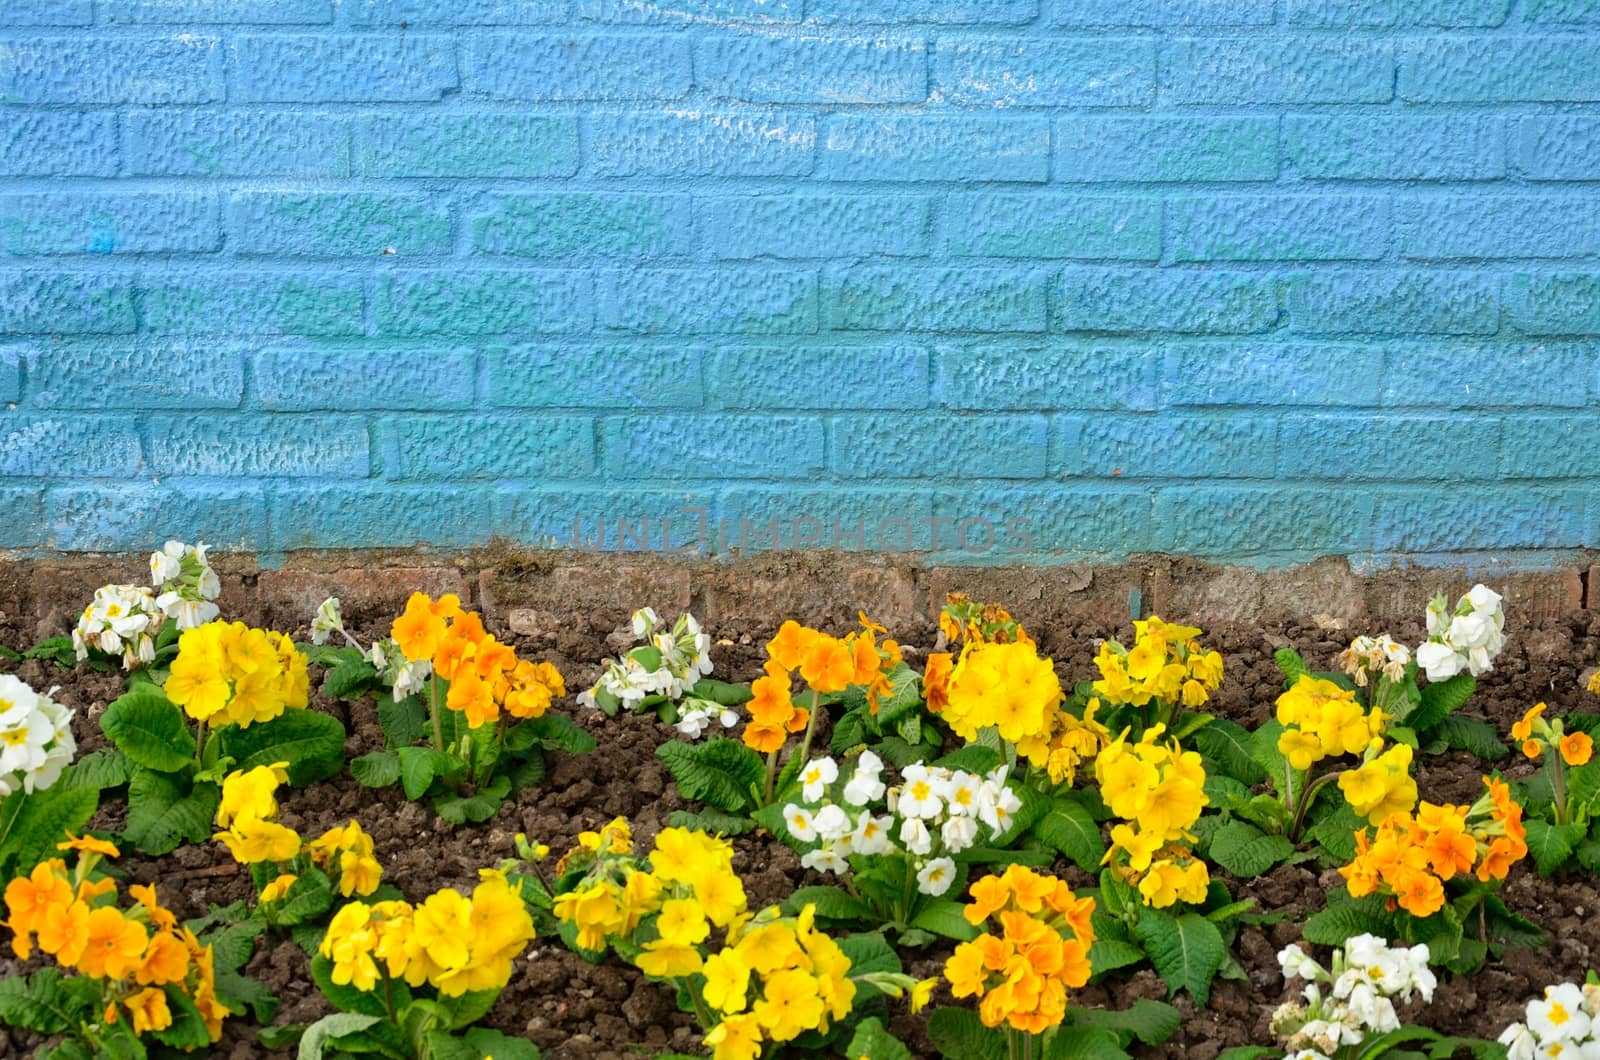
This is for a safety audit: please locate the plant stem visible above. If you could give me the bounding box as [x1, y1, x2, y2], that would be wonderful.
[683, 977, 714, 1031]
[1289, 771, 1341, 844]
[1554, 754, 1570, 826]
[195, 719, 207, 768]
[763, 749, 778, 806]
[429, 676, 445, 752]
[1283, 760, 1295, 811]
[794, 688, 822, 773]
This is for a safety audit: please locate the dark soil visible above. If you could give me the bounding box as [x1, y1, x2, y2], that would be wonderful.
[2, 601, 1598, 1060]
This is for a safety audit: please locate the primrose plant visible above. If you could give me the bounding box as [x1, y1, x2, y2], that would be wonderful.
[576, 608, 743, 739]
[1268, 936, 1438, 1060]
[67, 541, 222, 672]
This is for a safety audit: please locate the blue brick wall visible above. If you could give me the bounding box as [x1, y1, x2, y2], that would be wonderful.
[2, 0, 1599, 566]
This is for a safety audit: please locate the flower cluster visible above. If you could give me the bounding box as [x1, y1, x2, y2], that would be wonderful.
[743, 617, 899, 754]
[73, 585, 163, 669]
[1511, 702, 1593, 766]
[1337, 743, 1419, 826]
[1340, 778, 1527, 917]
[937, 594, 1032, 649]
[3, 837, 228, 1044]
[310, 596, 347, 647]
[1095, 726, 1210, 908]
[0, 673, 76, 797]
[1272, 935, 1436, 1056]
[319, 870, 535, 997]
[1337, 635, 1412, 688]
[392, 592, 565, 729]
[212, 765, 383, 899]
[166, 621, 309, 730]
[577, 608, 715, 711]
[1416, 584, 1505, 682]
[944, 865, 1095, 1034]
[779, 753, 1018, 898]
[148, 540, 222, 630]
[1276, 676, 1388, 773]
[1092, 616, 1224, 713]
[1498, 981, 1600, 1059]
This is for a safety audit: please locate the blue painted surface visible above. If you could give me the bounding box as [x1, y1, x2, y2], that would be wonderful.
[0, 0, 1597, 565]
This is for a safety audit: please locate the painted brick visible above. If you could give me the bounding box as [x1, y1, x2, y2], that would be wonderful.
[1279, 415, 1500, 480]
[936, 343, 1159, 411]
[229, 34, 458, 102]
[26, 340, 245, 409]
[932, 39, 1151, 108]
[606, 269, 817, 335]
[700, 36, 927, 104]
[1286, 0, 1509, 25]
[1383, 346, 1595, 407]
[578, 0, 799, 22]
[1156, 487, 1376, 555]
[589, 111, 815, 177]
[821, 117, 1050, 183]
[494, 487, 716, 552]
[602, 415, 824, 479]
[1169, 195, 1390, 263]
[944, 195, 1160, 261]
[1055, 270, 1279, 334]
[0, 193, 220, 256]
[1054, 415, 1276, 479]
[377, 271, 591, 335]
[1509, 274, 1600, 336]
[49, 484, 267, 551]
[1526, 0, 1600, 23]
[272, 486, 489, 549]
[1164, 39, 1394, 105]
[390, 414, 594, 479]
[0, 273, 135, 335]
[124, 112, 349, 178]
[0, 489, 44, 548]
[1402, 38, 1600, 102]
[229, 192, 452, 258]
[701, 195, 931, 260]
[1285, 115, 1505, 182]
[472, 194, 694, 259]
[713, 345, 929, 409]
[345, 0, 569, 24]
[932, 486, 1155, 555]
[0, 416, 143, 477]
[105, 0, 334, 22]
[0, 36, 223, 104]
[139, 271, 363, 336]
[0, 113, 118, 177]
[354, 114, 577, 178]
[1288, 273, 1500, 336]
[1399, 196, 1600, 261]
[1518, 118, 1600, 181]
[0, 0, 92, 24]
[1052, 0, 1272, 25]
[0, 348, 18, 403]
[466, 34, 690, 100]
[832, 414, 1048, 478]
[830, 267, 1049, 333]
[147, 416, 370, 477]
[491, 345, 706, 408]
[805, 0, 1037, 23]
[256, 350, 476, 410]
[719, 489, 936, 551]
[1056, 117, 1278, 183]
[1502, 417, 1600, 478]
[1164, 346, 1383, 407]
[1374, 490, 1587, 551]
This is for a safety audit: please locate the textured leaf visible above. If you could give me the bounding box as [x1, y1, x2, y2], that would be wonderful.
[1412, 674, 1477, 733]
[1208, 821, 1293, 879]
[202, 920, 264, 973]
[525, 713, 597, 755]
[273, 868, 334, 926]
[910, 899, 981, 942]
[1526, 819, 1585, 877]
[846, 1018, 912, 1060]
[928, 1007, 1006, 1060]
[218, 710, 345, 787]
[667, 808, 757, 836]
[1045, 1027, 1131, 1060]
[426, 1028, 543, 1060]
[396, 746, 452, 800]
[656, 737, 764, 812]
[434, 788, 506, 824]
[323, 657, 379, 699]
[785, 885, 873, 922]
[434, 989, 500, 1031]
[378, 694, 428, 749]
[101, 688, 194, 772]
[1308, 803, 1366, 864]
[1086, 939, 1145, 980]
[1250, 720, 1288, 780]
[1031, 793, 1106, 871]
[1304, 896, 1398, 946]
[0, 969, 81, 1034]
[298, 1012, 383, 1060]
[0, 785, 98, 876]
[1068, 999, 1181, 1047]
[1274, 648, 1309, 686]
[310, 954, 400, 1019]
[838, 931, 902, 976]
[151, 986, 213, 1050]
[58, 748, 131, 792]
[123, 770, 219, 856]
[933, 745, 1004, 775]
[1194, 718, 1267, 785]
[1133, 909, 1225, 1006]
[1432, 715, 1508, 761]
[350, 750, 401, 789]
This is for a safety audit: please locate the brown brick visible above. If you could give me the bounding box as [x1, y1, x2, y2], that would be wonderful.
[258, 566, 467, 632]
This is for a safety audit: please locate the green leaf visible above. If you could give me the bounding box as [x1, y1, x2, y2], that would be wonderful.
[310, 954, 403, 1019]
[656, 737, 765, 812]
[1411, 674, 1476, 733]
[1031, 793, 1106, 872]
[928, 1007, 1007, 1060]
[1250, 719, 1288, 780]
[910, 900, 981, 942]
[202, 920, 264, 973]
[0, 785, 98, 876]
[1304, 894, 1398, 946]
[378, 694, 428, 749]
[58, 748, 131, 792]
[274, 868, 335, 926]
[0, 969, 83, 1034]
[433, 786, 507, 824]
[217, 710, 346, 787]
[101, 687, 194, 772]
[1086, 939, 1145, 981]
[1308, 802, 1366, 864]
[433, 989, 500, 1031]
[298, 1012, 383, 1060]
[1208, 820, 1294, 878]
[350, 750, 401, 788]
[667, 808, 757, 836]
[24, 636, 79, 668]
[1356, 1026, 1442, 1060]
[396, 746, 452, 800]
[1526, 819, 1586, 877]
[123, 769, 219, 856]
[1216, 1050, 1279, 1060]
[838, 931, 903, 977]
[1044, 1027, 1132, 1060]
[506, 750, 546, 791]
[1193, 718, 1267, 785]
[933, 745, 1004, 775]
[524, 714, 597, 755]
[324, 657, 379, 700]
[830, 710, 868, 754]
[1274, 648, 1309, 685]
[846, 1018, 912, 1060]
[1433, 716, 1509, 761]
[1133, 909, 1225, 1006]
[152, 985, 213, 1051]
[1068, 999, 1181, 1047]
[425, 1028, 543, 1060]
[785, 885, 874, 922]
[690, 678, 753, 706]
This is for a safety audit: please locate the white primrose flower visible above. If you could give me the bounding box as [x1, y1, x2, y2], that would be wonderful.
[916, 857, 957, 897]
[897, 763, 945, 819]
[944, 771, 980, 817]
[842, 751, 887, 806]
[899, 816, 932, 856]
[0, 675, 76, 797]
[812, 804, 852, 842]
[1415, 640, 1462, 683]
[1416, 584, 1507, 682]
[674, 706, 714, 740]
[782, 803, 817, 843]
[716, 707, 739, 729]
[801, 845, 849, 875]
[1278, 944, 1325, 983]
[976, 780, 1022, 834]
[1497, 1024, 1537, 1060]
[149, 540, 185, 584]
[631, 607, 659, 638]
[149, 540, 222, 628]
[940, 814, 978, 854]
[311, 596, 344, 646]
[1529, 983, 1592, 1043]
[851, 812, 896, 856]
[73, 584, 162, 670]
[1340, 982, 1399, 1034]
[800, 756, 839, 803]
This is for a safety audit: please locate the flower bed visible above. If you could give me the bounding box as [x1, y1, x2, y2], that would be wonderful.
[2, 544, 1600, 1060]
